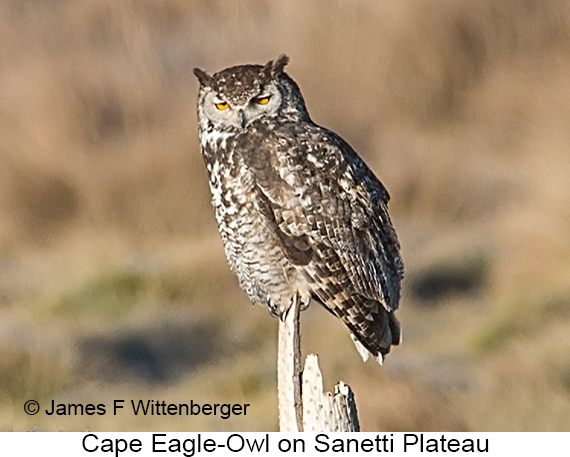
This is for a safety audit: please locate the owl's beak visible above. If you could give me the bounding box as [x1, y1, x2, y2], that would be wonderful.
[238, 110, 246, 129]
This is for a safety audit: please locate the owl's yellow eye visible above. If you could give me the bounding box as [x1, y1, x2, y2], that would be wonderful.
[255, 96, 270, 105]
[215, 102, 229, 110]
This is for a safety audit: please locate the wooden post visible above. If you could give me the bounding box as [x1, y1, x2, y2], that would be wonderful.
[277, 297, 360, 432]
[278, 296, 303, 431]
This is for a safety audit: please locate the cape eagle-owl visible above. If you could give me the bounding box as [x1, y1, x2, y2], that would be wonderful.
[193, 55, 403, 363]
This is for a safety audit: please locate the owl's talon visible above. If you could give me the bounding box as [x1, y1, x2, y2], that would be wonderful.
[267, 299, 280, 318]
[279, 306, 290, 322]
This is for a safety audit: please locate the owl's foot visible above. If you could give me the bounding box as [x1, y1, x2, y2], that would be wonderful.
[267, 293, 310, 321]
[279, 306, 291, 322]
[267, 298, 293, 322]
[267, 298, 281, 319]
[281, 293, 311, 322]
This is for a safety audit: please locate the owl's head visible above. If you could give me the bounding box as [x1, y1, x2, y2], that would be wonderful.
[193, 55, 309, 132]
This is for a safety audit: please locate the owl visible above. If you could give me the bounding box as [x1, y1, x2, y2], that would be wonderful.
[193, 55, 403, 363]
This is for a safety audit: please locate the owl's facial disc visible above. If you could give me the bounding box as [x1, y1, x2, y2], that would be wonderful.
[202, 83, 282, 131]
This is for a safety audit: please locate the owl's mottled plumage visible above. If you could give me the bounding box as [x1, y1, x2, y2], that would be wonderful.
[193, 56, 403, 363]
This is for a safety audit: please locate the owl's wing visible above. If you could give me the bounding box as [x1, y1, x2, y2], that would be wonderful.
[244, 123, 403, 315]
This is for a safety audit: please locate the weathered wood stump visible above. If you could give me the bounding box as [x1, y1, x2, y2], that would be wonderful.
[278, 297, 360, 432]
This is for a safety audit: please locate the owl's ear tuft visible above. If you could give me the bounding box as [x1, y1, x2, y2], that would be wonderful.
[193, 68, 212, 87]
[262, 55, 289, 81]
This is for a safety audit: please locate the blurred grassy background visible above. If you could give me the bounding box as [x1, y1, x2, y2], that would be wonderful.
[2, 0, 570, 432]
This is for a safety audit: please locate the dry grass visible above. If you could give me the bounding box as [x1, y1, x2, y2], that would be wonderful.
[2, 0, 570, 431]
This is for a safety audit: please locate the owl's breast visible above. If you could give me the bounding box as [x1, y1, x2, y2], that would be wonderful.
[202, 138, 304, 308]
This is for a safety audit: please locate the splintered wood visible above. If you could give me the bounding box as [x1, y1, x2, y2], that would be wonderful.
[278, 297, 360, 432]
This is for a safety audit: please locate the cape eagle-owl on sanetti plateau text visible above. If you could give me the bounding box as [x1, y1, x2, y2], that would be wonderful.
[193, 55, 403, 363]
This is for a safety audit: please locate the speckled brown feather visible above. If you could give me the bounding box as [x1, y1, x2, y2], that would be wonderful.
[241, 122, 403, 356]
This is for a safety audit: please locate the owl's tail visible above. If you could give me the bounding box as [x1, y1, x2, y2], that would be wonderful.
[311, 289, 401, 364]
[346, 302, 401, 365]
